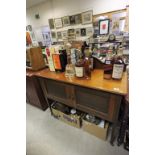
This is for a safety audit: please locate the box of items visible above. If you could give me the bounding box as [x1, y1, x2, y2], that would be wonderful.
[51, 101, 81, 128]
[82, 114, 109, 140]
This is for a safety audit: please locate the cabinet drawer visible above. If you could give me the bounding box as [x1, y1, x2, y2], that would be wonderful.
[43, 79, 76, 108]
[75, 86, 121, 122]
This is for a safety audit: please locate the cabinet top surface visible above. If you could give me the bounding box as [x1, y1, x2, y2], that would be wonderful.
[35, 68, 128, 95]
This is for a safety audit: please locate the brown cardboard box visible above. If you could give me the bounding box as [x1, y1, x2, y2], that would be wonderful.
[51, 106, 81, 128]
[82, 118, 109, 140]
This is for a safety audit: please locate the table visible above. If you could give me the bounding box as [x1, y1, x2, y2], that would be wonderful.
[35, 68, 127, 145]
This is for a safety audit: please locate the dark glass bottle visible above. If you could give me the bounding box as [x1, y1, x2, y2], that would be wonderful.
[112, 46, 124, 80]
[103, 47, 113, 80]
[84, 47, 91, 79]
[75, 52, 85, 78]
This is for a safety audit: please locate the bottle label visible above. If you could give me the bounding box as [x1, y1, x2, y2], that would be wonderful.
[112, 64, 124, 79]
[75, 67, 84, 77]
[52, 54, 62, 70]
[105, 60, 111, 65]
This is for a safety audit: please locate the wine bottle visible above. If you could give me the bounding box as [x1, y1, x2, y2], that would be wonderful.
[75, 51, 84, 78]
[112, 46, 124, 80]
[103, 46, 113, 80]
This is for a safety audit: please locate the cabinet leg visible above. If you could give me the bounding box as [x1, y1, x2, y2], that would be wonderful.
[110, 123, 117, 146]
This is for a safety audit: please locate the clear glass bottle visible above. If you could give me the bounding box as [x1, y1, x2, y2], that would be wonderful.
[65, 52, 75, 77]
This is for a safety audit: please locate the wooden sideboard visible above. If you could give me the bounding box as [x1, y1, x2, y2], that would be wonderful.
[26, 69, 48, 110]
[35, 68, 127, 145]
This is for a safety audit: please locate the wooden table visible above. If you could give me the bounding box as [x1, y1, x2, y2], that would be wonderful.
[35, 68, 127, 145]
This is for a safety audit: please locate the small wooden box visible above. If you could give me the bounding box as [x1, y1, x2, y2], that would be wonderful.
[26, 47, 45, 71]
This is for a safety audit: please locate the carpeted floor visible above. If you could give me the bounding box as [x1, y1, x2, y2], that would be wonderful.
[26, 103, 128, 155]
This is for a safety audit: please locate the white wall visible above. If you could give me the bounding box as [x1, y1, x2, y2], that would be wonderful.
[26, 0, 129, 28]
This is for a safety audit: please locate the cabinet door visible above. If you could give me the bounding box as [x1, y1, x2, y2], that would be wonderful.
[43, 79, 76, 108]
[74, 86, 122, 122]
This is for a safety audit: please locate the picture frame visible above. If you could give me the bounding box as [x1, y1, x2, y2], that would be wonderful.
[74, 14, 81, 24]
[26, 25, 32, 31]
[57, 31, 62, 39]
[68, 29, 76, 40]
[48, 18, 55, 29]
[54, 18, 63, 29]
[99, 19, 110, 35]
[81, 10, 93, 24]
[62, 16, 70, 27]
[69, 15, 76, 25]
[80, 28, 86, 36]
[75, 28, 81, 37]
[61, 31, 68, 39]
[86, 27, 94, 36]
[51, 31, 56, 39]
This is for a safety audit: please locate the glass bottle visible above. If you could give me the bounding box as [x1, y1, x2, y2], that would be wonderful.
[112, 45, 125, 80]
[65, 52, 75, 77]
[103, 46, 113, 79]
[84, 47, 91, 79]
[75, 51, 85, 78]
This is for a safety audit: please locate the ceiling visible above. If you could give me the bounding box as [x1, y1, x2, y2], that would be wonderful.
[26, 0, 48, 8]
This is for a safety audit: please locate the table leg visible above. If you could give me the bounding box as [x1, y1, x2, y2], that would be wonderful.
[110, 122, 117, 146]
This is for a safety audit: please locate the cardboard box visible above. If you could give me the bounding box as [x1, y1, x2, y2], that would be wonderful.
[82, 118, 109, 140]
[51, 106, 81, 129]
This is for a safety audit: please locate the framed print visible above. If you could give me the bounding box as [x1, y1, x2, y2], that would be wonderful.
[75, 28, 81, 37]
[82, 10, 93, 24]
[69, 15, 76, 25]
[57, 31, 62, 39]
[68, 29, 76, 40]
[80, 28, 86, 36]
[26, 25, 32, 31]
[61, 31, 68, 39]
[62, 16, 70, 27]
[51, 31, 56, 39]
[86, 27, 94, 36]
[99, 19, 110, 35]
[48, 18, 55, 29]
[54, 18, 63, 29]
[74, 14, 81, 24]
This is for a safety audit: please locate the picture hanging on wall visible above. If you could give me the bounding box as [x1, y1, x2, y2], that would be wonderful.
[81, 10, 93, 24]
[75, 28, 81, 37]
[57, 31, 62, 39]
[68, 29, 76, 40]
[48, 18, 55, 29]
[62, 16, 70, 27]
[80, 28, 86, 36]
[69, 15, 76, 25]
[54, 18, 63, 29]
[61, 31, 68, 39]
[74, 14, 81, 24]
[51, 31, 56, 39]
[99, 19, 110, 35]
[26, 25, 32, 31]
[86, 27, 94, 36]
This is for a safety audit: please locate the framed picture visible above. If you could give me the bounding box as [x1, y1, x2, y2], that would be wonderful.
[54, 18, 63, 29]
[57, 31, 62, 39]
[80, 28, 86, 36]
[74, 14, 81, 24]
[48, 18, 55, 29]
[68, 29, 76, 40]
[51, 31, 56, 39]
[82, 10, 93, 24]
[99, 19, 110, 35]
[75, 28, 81, 37]
[86, 27, 94, 36]
[61, 31, 68, 39]
[26, 25, 32, 31]
[62, 16, 70, 27]
[69, 15, 76, 25]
